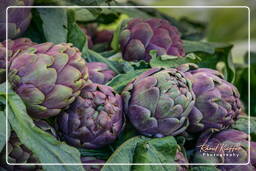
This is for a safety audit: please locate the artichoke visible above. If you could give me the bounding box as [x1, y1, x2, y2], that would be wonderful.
[178, 65, 242, 133]
[122, 68, 195, 137]
[0, 0, 33, 41]
[81, 157, 104, 171]
[9, 42, 89, 119]
[176, 149, 189, 171]
[57, 83, 124, 149]
[93, 30, 113, 45]
[0, 132, 42, 171]
[0, 38, 35, 83]
[193, 129, 256, 170]
[88, 62, 116, 84]
[120, 18, 185, 62]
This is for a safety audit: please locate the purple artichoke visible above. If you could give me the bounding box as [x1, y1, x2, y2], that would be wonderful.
[0, 132, 42, 171]
[0, 0, 33, 41]
[88, 62, 116, 84]
[9, 42, 89, 119]
[0, 38, 35, 83]
[93, 30, 113, 45]
[193, 129, 256, 170]
[178, 65, 242, 133]
[122, 68, 195, 137]
[57, 83, 124, 149]
[81, 157, 104, 171]
[120, 18, 185, 62]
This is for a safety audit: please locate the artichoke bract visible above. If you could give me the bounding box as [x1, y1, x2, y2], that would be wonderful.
[9, 42, 89, 119]
[179, 65, 242, 133]
[120, 18, 185, 62]
[0, 0, 33, 41]
[122, 68, 195, 137]
[193, 129, 256, 170]
[0, 38, 35, 83]
[88, 62, 116, 84]
[0, 132, 42, 171]
[57, 83, 124, 149]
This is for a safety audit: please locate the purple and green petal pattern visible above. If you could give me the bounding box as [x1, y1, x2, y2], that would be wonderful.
[57, 83, 124, 149]
[122, 68, 195, 137]
[179, 65, 242, 133]
[9, 42, 89, 119]
[120, 18, 185, 62]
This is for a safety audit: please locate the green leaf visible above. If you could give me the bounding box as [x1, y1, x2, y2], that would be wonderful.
[183, 40, 215, 54]
[107, 69, 147, 93]
[67, 9, 86, 51]
[6, 88, 83, 171]
[112, 8, 151, 19]
[232, 115, 256, 141]
[0, 111, 10, 152]
[190, 166, 220, 171]
[79, 148, 112, 161]
[37, 8, 68, 44]
[132, 136, 179, 171]
[101, 136, 149, 171]
[75, 8, 96, 22]
[111, 123, 139, 150]
[23, 9, 46, 43]
[197, 43, 236, 83]
[150, 50, 200, 69]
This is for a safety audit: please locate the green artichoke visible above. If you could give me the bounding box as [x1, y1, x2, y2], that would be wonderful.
[0, 38, 35, 83]
[57, 83, 124, 149]
[122, 68, 195, 137]
[193, 129, 256, 170]
[120, 18, 185, 62]
[178, 65, 242, 133]
[9, 42, 89, 119]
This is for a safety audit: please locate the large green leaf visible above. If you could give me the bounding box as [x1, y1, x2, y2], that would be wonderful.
[0, 83, 9, 152]
[5, 86, 83, 171]
[101, 136, 149, 171]
[0, 111, 10, 152]
[132, 136, 179, 171]
[37, 8, 68, 44]
[102, 136, 181, 171]
[67, 9, 86, 51]
[183, 40, 215, 54]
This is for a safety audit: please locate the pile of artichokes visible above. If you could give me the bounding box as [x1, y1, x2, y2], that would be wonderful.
[0, 2, 254, 171]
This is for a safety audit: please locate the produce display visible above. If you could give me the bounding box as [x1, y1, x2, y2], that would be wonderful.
[0, 1, 254, 171]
